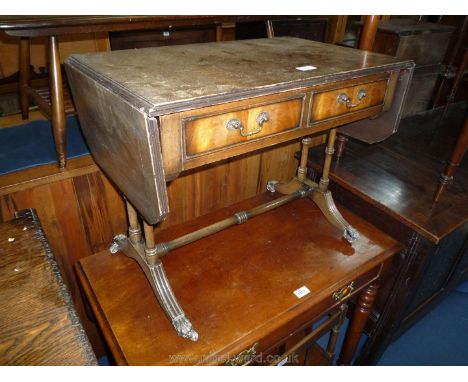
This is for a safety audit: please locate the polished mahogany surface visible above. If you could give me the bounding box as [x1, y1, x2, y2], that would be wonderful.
[77, 193, 401, 365]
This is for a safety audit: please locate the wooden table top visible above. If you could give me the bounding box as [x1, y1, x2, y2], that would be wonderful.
[0, 209, 96, 365]
[66, 37, 412, 115]
[0, 16, 274, 36]
[77, 193, 401, 365]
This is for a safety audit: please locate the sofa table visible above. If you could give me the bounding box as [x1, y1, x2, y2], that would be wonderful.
[76, 193, 402, 365]
[66, 36, 412, 342]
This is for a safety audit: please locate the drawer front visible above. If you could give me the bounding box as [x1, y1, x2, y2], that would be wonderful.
[310, 79, 388, 122]
[183, 96, 304, 158]
[222, 264, 383, 365]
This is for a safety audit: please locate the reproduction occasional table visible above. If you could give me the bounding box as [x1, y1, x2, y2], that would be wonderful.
[77, 193, 402, 365]
[0, 209, 96, 365]
[65, 37, 413, 342]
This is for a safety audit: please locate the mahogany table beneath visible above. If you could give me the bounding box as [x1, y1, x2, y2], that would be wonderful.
[77, 193, 401, 365]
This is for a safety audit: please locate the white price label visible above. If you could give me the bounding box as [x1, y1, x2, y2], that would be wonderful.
[293, 286, 311, 298]
[296, 65, 317, 71]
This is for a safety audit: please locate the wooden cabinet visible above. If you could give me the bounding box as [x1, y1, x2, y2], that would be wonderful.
[370, 18, 456, 117]
[306, 104, 468, 364]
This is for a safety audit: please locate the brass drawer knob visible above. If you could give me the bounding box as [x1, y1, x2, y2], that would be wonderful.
[333, 281, 355, 302]
[226, 111, 269, 137]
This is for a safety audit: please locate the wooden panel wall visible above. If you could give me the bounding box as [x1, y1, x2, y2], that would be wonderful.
[0, 136, 324, 357]
[0, 32, 110, 79]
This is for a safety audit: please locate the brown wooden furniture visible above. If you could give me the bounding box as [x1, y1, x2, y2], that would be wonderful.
[369, 18, 455, 117]
[77, 193, 402, 365]
[442, 48, 468, 117]
[305, 104, 468, 365]
[0, 16, 274, 168]
[434, 115, 468, 203]
[0, 208, 96, 365]
[65, 37, 413, 341]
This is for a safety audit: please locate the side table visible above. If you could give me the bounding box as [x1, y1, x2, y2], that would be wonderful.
[77, 193, 402, 365]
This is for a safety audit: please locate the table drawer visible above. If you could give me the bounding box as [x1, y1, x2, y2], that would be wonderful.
[183, 96, 304, 157]
[310, 79, 388, 122]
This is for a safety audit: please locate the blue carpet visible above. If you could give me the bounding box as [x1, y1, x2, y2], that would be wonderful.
[315, 287, 468, 366]
[0, 115, 89, 175]
[377, 290, 468, 366]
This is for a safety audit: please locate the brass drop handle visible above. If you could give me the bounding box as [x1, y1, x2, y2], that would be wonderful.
[332, 281, 355, 302]
[225, 342, 259, 366]
[337, 89, 367, 109]
[226, 111, 269, 137]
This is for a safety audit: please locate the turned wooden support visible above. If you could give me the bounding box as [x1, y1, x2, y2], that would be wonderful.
[432, 18, 468, 108]
[49, 35, 67, 169]
[319, 128, 337, 192]
[326, 304, 348, 360]
[335, 135, 349, 159]
[358, 16, 380, 51]
[266, 20, 274, 38]
[298, 137, 313, 182]
[126, 201, 142, 244]
[433, 116, 468, 203]
[443, 48, 468, 117]
[338, 283, 379, 365]
[19, 37, 30, 120]
[143, 221, 156, 250]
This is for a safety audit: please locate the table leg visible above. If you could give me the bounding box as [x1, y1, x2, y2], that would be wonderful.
[19, 37, 30, 120]
[311, 129, 359, 242]
[49, 35, 67, 169]
[110, 202, 199, 342]
[268, 132, 359, 243]
[433, 116, 468, 203]
[338, 283, 379, 365]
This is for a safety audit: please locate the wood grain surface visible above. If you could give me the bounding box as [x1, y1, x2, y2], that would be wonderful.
[0, 209, 96, 365]
[77, 193, 401, 365]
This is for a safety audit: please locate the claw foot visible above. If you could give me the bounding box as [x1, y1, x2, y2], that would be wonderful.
[173, 315, 199, 341]
[344, 226, 359, 243]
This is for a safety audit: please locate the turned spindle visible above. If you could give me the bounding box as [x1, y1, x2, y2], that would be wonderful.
[298, 137, 313, 182]
[319, 128, 337, 192]
[433, 116, 468, 203]
[126, 201, 142, 244]
[338, 283, 379, 365]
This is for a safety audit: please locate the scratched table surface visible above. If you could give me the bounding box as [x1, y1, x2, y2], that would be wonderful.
[0, 209, 96, 365]
[66, 37, 411, 114]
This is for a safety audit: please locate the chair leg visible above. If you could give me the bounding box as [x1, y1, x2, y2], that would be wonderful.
[49, 35, 67, 169]
[19, 37, 30, 120]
